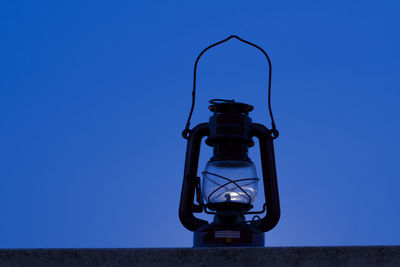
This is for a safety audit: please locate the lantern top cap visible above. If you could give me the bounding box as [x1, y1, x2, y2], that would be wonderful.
[208, 99, 254, 114]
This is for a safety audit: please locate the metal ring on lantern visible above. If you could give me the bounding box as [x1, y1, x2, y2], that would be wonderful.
[182, 35, 279, 140]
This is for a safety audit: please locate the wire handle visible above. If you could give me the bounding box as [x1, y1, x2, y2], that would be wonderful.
[182, 35, 279, 139]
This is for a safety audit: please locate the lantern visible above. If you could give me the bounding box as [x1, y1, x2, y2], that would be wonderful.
[179, 36, 280, 247]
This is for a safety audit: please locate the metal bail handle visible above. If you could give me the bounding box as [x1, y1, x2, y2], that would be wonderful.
[182, 35, 279, 140]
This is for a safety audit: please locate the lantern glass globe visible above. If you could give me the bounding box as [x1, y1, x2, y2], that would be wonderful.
[202, 160, 259, 204]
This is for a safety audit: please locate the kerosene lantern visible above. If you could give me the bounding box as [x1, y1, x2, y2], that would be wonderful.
[179, 36, 280, 247]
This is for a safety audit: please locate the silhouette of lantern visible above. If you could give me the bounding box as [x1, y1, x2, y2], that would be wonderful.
[179, 36, 280, 247]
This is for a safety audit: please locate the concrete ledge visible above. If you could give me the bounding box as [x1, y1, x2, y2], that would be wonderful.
[1, 246, 399, 267]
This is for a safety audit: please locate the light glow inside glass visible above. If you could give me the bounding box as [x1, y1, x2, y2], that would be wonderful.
[202, 160, 258, 204]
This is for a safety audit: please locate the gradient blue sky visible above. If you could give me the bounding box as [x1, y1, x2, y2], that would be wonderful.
[1, 0, 400, 248]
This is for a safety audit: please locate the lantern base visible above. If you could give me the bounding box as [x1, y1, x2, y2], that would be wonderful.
[193, 222, 264, 247]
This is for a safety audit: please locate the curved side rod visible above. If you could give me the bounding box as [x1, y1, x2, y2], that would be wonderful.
[179, 123, 209, 231]
[182, 35, 279, 139]
[250, 123, 281, 232]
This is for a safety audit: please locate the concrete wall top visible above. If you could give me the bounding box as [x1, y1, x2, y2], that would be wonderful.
[1, 246, 400, 267]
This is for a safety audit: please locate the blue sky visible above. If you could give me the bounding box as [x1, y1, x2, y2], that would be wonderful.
[1, 0, 400, 248]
